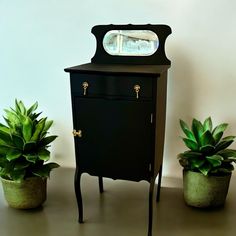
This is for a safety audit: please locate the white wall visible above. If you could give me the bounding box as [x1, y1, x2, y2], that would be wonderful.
[0, 0, 236, 178]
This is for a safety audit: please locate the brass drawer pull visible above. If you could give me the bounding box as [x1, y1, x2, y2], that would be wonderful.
[73, 130, 82, 138]
[134, 84, 141, 99]
[82, 82, 89, 95]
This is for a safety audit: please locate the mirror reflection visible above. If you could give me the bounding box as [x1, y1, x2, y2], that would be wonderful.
[103, 30, 159, 56]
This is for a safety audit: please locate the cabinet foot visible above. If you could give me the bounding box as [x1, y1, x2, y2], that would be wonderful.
[98, 176, 104, 193]
[74, 168, 83, 223]
[148, 178, 155, 236]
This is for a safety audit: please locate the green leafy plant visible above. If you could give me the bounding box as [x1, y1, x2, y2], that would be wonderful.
[0, 100, 59, 182]
[178, 117, 236, 176]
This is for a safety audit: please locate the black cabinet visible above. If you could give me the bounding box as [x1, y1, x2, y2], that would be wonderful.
[65, 24, 171, 236]
[72, 73, 154, 179]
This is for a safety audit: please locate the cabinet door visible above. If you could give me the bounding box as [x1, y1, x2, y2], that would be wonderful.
[74, 97, 153, 181]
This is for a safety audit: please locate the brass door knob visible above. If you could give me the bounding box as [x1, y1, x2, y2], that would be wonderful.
[82, 82, 89, 95]
[73, 130, 82, 138]
[134, 84, 141, 99]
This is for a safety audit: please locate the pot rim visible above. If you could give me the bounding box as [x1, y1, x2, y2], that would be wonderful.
[183, 169, 232, 178]
[1, 176, 47, 184]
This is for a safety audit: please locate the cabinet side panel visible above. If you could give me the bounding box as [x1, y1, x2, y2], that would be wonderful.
[70, 75, 80, 165]
[154, 71, 168, 178]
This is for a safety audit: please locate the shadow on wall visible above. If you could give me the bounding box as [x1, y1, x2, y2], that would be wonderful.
[164, 45, 196, 178]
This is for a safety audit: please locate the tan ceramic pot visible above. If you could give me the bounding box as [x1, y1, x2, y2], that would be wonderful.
[183, 170, 231, 208]
[1, 177, 47, 209]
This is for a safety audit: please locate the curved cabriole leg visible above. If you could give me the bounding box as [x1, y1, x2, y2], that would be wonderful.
[98, 176, 104, 193]
[74, 168, 83, 223]
[156, 165, 163, 202]
[148, 178, 155, 236]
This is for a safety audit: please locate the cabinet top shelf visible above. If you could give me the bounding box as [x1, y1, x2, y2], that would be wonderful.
[64, 63, 170, 75]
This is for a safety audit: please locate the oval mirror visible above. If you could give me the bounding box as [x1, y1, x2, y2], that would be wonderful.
[103, 30, 159, 56]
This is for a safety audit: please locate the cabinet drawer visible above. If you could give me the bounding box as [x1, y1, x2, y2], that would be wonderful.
[70, 73, 154, 99]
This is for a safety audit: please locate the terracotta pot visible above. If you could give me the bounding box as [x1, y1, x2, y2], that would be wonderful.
[183, 170, 231, 208]
[1, 177, 47, 209]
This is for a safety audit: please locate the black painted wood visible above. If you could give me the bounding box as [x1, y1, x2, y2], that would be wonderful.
[91, 24, 171, 65]
[70, 73, 153, 99]
[67, 67, 168, 236]
[98, 176, 103, 193]
[65, 63, 170, 75]
[65, 24, 171, 236]
[74, 97, 152, 181]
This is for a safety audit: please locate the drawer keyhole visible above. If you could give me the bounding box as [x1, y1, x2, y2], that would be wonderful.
[82, 82, 89, 95]
[134, 84, 141, 99]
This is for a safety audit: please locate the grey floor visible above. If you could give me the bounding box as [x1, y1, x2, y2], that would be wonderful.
[0, 168, 236, 236]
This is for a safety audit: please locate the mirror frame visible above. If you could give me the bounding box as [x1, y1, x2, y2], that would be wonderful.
[91, 24, 171, 65]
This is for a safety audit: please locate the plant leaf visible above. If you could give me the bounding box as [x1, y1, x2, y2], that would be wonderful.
[0, 161, 14, 179]
[213, 131, 223, 145]
[199, 130, 215, 146]
[10, 169, 26, 182]
[23, 141, 36, 152]
[11, 134, 25, 149]
[39, 135, 57, 147]
[0, 129, 13, 145]
[190, 158, 205, 168]
[4, 109, 20, 129]
[3, 117, 12, 129]
[38, 149, 50, 161]
[179, 119, 196, 141]
[32, 162, 60, 178]
[217, 164, 234, 173]
[224, 157, 236, 162]
[18, 100, 27, 115]
[23, 154, 38, 163]
[14, 160, 30, 170]
[182, 138, 198, 151]
[0, 143, 15, 155]
[22, 117, 33, 142]
[0, 158, 8, 168]
[221, 136, 236, 142]
[215, 140, 234, 152]
[203, 117, 212, 132]
[199, 162, 211, 176]
[218, 149, 236, 158]
[0, 123, 10, 133]
[6, 149, 22, 161]
[30, 118, 46, 142]
[191, 119, 204, 145]
[179, 158, 189, 168]
[43, 120, 53, 133]
[199, 145, 215, 154]
[206, 155, 223, 167]
[15, 99, 21, 114]
[31, 112, 42, 121]
[212, 123, 228, 141]
[27, 101, 38, 116]
[178, 151, 202, 159]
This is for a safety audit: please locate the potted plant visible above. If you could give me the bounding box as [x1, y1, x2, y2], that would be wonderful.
[0, 100, 59, 209]
[178, 117, 236, 208]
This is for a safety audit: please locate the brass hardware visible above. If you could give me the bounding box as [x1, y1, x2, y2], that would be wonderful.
[82, 82, 89, 95]
[150, 113, 153, 123]
[73, 130, 82, 138]
[134, 84, 140, 99]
